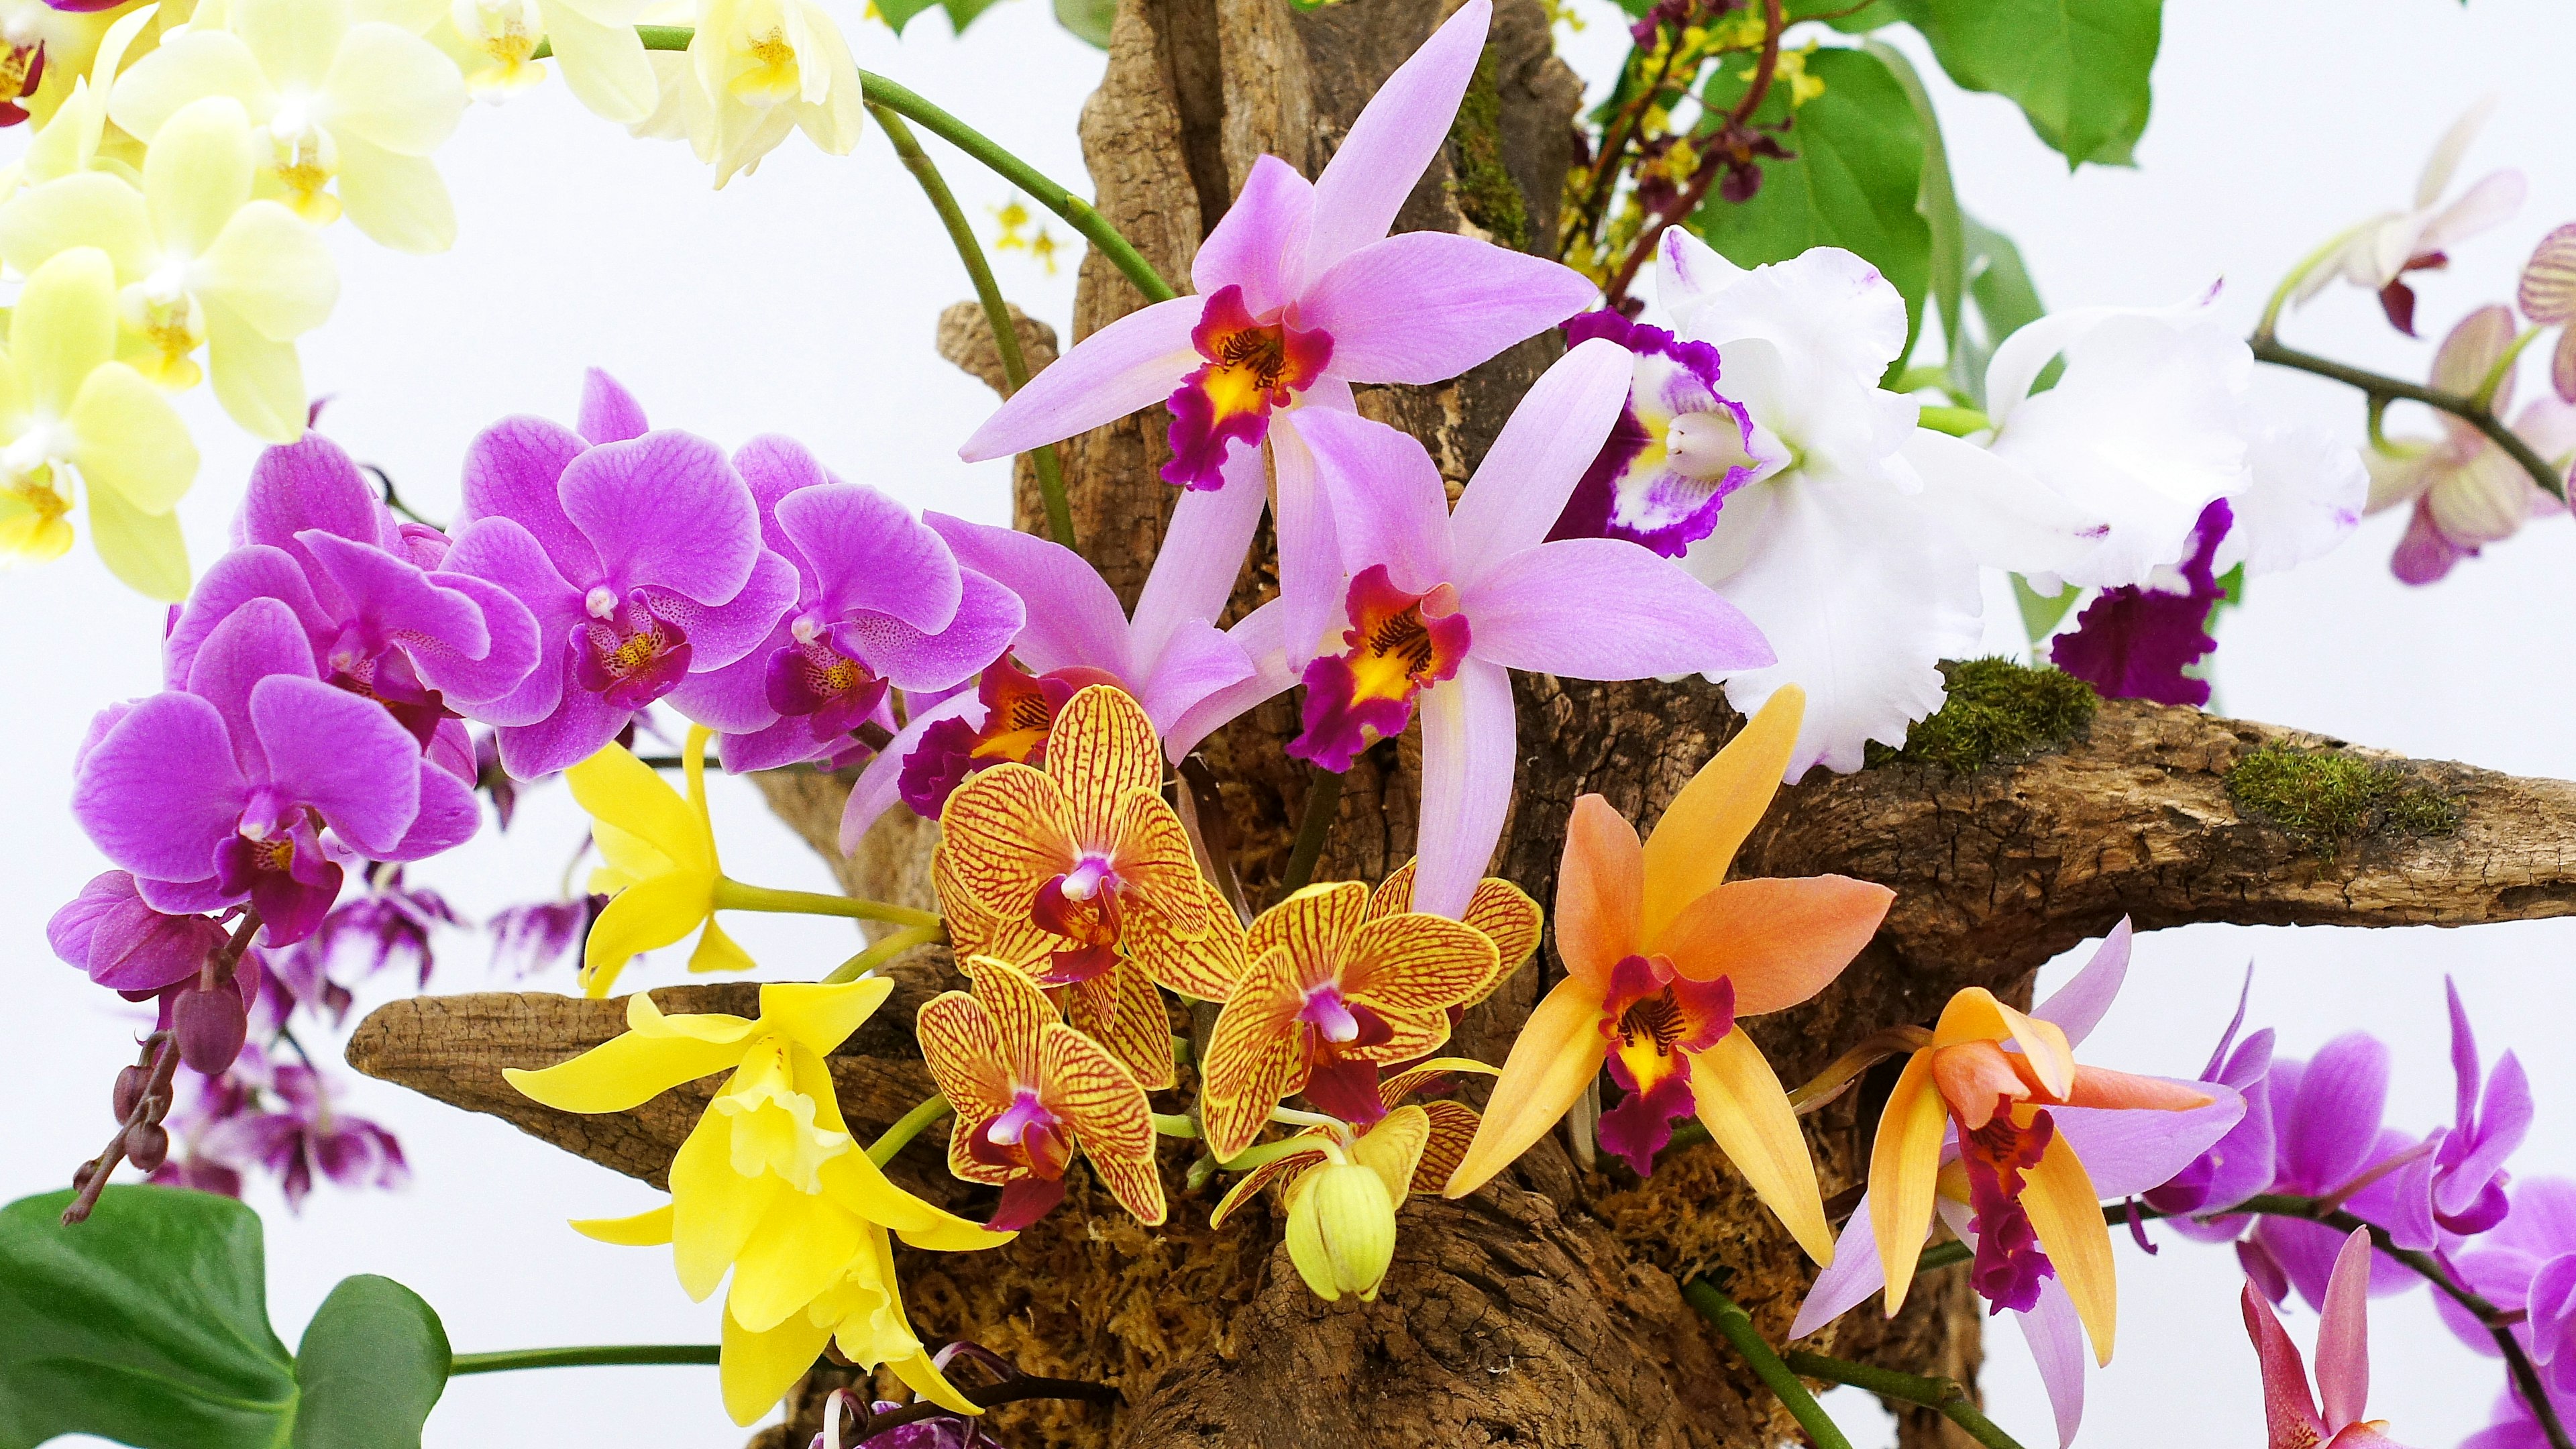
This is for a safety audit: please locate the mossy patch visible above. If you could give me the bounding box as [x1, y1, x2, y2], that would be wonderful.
[2226, 744, 2461, 858]
[1866, 658, 2099, 774]
[1446, 48, 1529, 252]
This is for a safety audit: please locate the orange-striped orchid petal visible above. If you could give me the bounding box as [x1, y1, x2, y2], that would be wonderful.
[1049, 682, 1165, 844]
[1636, 684, 1803, 943]
[1932, 986, 2076, 1100]
[1413, 1099, 1482, 1195]
[1442, 974, 1613, 1197]
[1650, 874, 1892, 1016]
[1199, 946, 1310, 1161]
[1555, 794, 1646, 985]
[2021, 1122, 2118, 1365]
[1368, 859, 1544, 1004]
[938, 763, 1082, 916]
[1125, 878, 1250, 1001]
[1210, 1137, 1334, 1228]
[1870, 1048, 1950, 1315]
[1038, 1017, 1167, 1226]
[1340, 910, 1502, 1020]
[1066, 959, 1183, 1091]
[1686, 1028, 1833, 1265]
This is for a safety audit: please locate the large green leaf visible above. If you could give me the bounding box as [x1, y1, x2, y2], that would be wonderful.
[1053, 0, 1115, 48]
[1911, 0, 2160, 168]
[0, 1187, 297, 1449]
[1690, 45, 1933, 367]
[291, 1277, 449, 1449]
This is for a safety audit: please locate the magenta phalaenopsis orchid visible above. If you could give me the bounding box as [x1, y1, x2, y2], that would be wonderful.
[72, 597, 482, 947]
[290, 867, 462, 992]
[2441, 1178, 2576, 1398]
[48, 869, 229, 997]
[440, 370, 799, 778]
[2388, 977, 2531, 1247]
[486, 896, 603, 978]
[661, 437, 1023, 774]
[2243, 1226, 2409, 1449]
[199, 1059, 411, 1213]
[958, 0, 1596, 663]
[2145, 965, 2278, 1223]
[1550, 309, 1778, 558]
[2224, 1034, 2422, 1309]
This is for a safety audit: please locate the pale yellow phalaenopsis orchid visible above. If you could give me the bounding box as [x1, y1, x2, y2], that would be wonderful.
[436, 0, 659, 123]
[0, 0, 137, 134]
[0, 246, 198, 600]
[628, 0, 861, 186]
[5, 4, 158, 196]
[0, 95, 338, 440]
[566, 724, 757, 998]
[506, 979, 1012, 1426]
[107, 0, 469, 252]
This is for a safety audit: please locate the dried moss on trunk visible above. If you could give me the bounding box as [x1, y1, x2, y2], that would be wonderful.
[1867, 659, 2098, 773]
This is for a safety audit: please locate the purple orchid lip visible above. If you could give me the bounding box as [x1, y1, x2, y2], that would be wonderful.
[571, 591, 694, 710]
[1962, 1110, 2061, 1313]
[763, 637, 892, 744]
[1548, 310, 1768, 559]
[213, 816, 343, 947]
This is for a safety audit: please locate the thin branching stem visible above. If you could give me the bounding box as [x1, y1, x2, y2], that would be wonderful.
[1279, 767, 1345, 897]
[450, 1344, 721, 1375]
[1681, 1280, 1855, 1449]
[2251, 337, 2567, 503]
[1784, 1350, 2025, 1449]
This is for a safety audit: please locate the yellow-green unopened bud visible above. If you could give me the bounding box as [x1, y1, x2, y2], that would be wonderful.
[1285, 1161, 1398, 1302]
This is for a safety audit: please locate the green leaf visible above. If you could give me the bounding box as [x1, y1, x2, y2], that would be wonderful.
[290, 1277, 449, 1449]
[1052, 0, 1115, 47]
[875, 0, 943, 34]
[2012, 574, 2084, 644]
[1908, 0, 2161, 168]
[1690, 45, 1933, 365]
[0, 1187, 296, 1449]
[942, 0, 1006, 34]
[1862, 40, 1959, 384]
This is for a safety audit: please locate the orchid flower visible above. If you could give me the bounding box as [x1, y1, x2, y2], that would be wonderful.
[0, 246, 199, 601]
[1645, 234, 2108, 779]
[439, 372, 798, 779]
[486, 894, 602, 977]
[1545, 309, 1782, 557]
[109, 0, 470, 252]
[625, 0, 863, 186]
[49, 869, 231, 998]
[916, 955, 1165, 1231]
[201, 1059, 409, 1212]
[664, 439, 1023, 775]
[2143, 965, 2277, 1225]
[445, 0, 659, 123]
[1790, 923, 2246, 1446]
[0, 0, 130, 129]
[1364, 857, 1544, 1016]
[958, 0, 1595, 663]
[2389, 977, 2530, 1248]
[1197, 879, 1502, 1162]
[2439, 1179, 2576, 1395]
[2291, 96, 2523, 335]
[2465, 1385, 2576, 1449]
[932, 684, 1234, 1087]
[1214, 339, 1768, 918]
[2049, 498, 2235, 708]
[1443, 688, 1888, 1263]
[1211, 1059, 1493, 1303]
[2515, 225, 2576, 403]
[2365, 305, 2576, 585]
[164, 431, 539, 767]
[2223, 1034, 2423, 1309]
[5, 5, 153, 191]
[2244, 1228, 2414, 1449]
[564, 727, 751, 997]
[833, 510, 1262, 848]
[72, 595, 480, 945]
[506, 979, 1009, 1426]
[0, 95, 339, 441]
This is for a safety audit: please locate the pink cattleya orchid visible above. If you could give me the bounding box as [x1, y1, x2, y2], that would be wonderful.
[1189, 339, 1772, 918]
[956, 0, 1596, 664]
[2244, 1227, 2413, 1449]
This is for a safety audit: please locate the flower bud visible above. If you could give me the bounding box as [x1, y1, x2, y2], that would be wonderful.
[113, 1065, 147, 1122]
[173, 983, 250, 1076]
[125, 1123, 170, 1173]
[1285, 1160, 1398, 1303]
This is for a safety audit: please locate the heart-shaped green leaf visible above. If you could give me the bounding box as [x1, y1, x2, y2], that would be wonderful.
[291, 1275, 451, 1449]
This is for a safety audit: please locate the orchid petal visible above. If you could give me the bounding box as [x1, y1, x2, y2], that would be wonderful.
[1448, 338, 1637, 579]
[1688, 1029, 1832, 1264]
[561, 431, 758, 602]
[1654, 875, 1890, 1016]
[1129, 447, 1270, 667]
[839, 690, 981, 852]
[1900, 430, 2110, 576]
[1791, 1197, 1888, 1337]
[2023, 1127, 2116, 1364]
[502, 1019, 749, 1114]
[1299, 233, 1594, 385]
[1411, 657, 1515, 920]
[957, 294, 1203, 461]
[1459, 537, 1772, 680]
[2284, 1033, 2393, 1192]
[1270, 402, 1346, 664]
[1299, 0, 1491, 280]
[2020, 1279, 2092, 1448]
[1164, 600, 1297, 759]
[2033, 919, 2133, 1048]
[250, 675, 423, 855]
[2317, 1226, 2375, 1430]
[72, 692, 248, 883]
[1297, 407, 1456, 592]
[1555, 794, 1644, 989]
[1193, 154, 1313, 317]
[2049, 1087, 2245, 1197]
[927, 513, 1130, 678]
[1637, 686, 1801, 943]
[1442, 975, 1610, 1198]
[2243, 1280, 2330, 1449]
[1872, 1051, 1948, 1315]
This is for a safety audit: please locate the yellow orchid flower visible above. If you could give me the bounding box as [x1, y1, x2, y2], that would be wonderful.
[0, 94, 338, 440]
[0, 0, 138, 135]
[506, 977, 1011, 1426]
[1442, 686, 1894, 1267]
[441, 0, 659, 123]
[0, 246, 197, 600]
[107, 0, 469, 252]
[6, 4, 158, 195]
[566, 724, 757, 997]
[627, 0, 861, 187]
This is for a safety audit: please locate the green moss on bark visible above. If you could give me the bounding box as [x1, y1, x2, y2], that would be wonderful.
[1868, 659, 2098, 773]
[2226, 745, 2461, 858]
[1446, 48, 1529, 252]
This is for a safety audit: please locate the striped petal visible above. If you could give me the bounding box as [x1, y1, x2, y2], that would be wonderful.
[1443, 976, 1611, 1197]
[1250, 880, 1371, 978]
[1049, 685, 1165, 845]
[1412, 1099, 1482, 1196]
[1457, 877, 1544, 1004]
[914, 989, 1014, 1163]
[1040, 1020, 1165, 1226]
[1125, 881, 1248, 1001]
[939, 763, 1079, 918]
[1068, 962, 1179, 1092]
[1687, 1029, 1833, 1265]
[1353, 1104, 1434, 1208]
[2023, 1124, 2118, 1365]
[1344, 911, 1498, 1014]
[1200, 948, 1309, 1161]
[1211, 1144, 1330, 1228]
[1106, 788, 1212, 939]
[1638, 685, 1803, 942]
[965, 955, 1060, 1071]
[1870, 1050, 1949, 1316]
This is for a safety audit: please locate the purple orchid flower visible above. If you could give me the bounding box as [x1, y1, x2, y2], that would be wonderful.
[831, 512, 1268, 847]
[486, 896, 602, 977]
[73, 598, 481, 947]
[48, 870, 229, 996]
[2438, 1179, 2576, 1397]
[1549, 309, 1780, 558]
[2145, 964, 2278, 1225]
[146, 1063, 260, 1200]
[2216, 1034, 2424, 1309]
[661, 438, 1024, 774]
[1194, 339, 1771, 916]
[201, 1061, 409, 1212]
[957, 0, 1596, 665]
[290, 867, 462, 991]
[2386, 977, 2531, 1249]
[2466, 1385, 2576, 1449]
[439, 370, 799, 779]
[164, 433, 541, 758]
[2051, 497, 2235, 708]
[1791, 925, 2249, 1448]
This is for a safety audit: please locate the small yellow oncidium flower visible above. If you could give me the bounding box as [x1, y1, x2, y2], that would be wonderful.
[566, 724, 757, 997]
[507, 978, 1012, 1426]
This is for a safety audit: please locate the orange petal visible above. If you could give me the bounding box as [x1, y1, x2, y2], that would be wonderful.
[1210, 1144, 1330, 1228]
[1125, 880, 1248, 1001]
[1442, 977, 1611, 1197]
[1652, 875, 1891, 1015]
[2064, 1065, 2215, 1113]
[1554, 794, 1645, 988]
[914, 990, 1014, 1136]
[1931, 1040, 2029, 1131]
[1638, 685, 1803, 941]
[1686, 1030, 1833, 1265]
[1870, 1049, 1948, 1317]
[1047, 684, 1166, 845]
[1377, 1056, 1499, 1108]
[963, 956, 1059, 1073]
[939, 765, 1077, 918]
[1108, 788, 1212, 939]
[1199, 949, 1307, 1161]
[1933, 987, 2076, 1100]
[1248, 881, 1371, 984]
[1344, 911, 1499, 1015]
[1411, 1098, 1482, 1197]
[2023, 1124, 2118, 1365]
[1038, 1020, 1164, 1226]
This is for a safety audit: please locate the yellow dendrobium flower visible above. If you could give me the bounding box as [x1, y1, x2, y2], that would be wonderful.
[0, 246, 197, 599]
[0, 95, 337, 440]
[565, 724, 757, 997]
[107, 0, 468, 252]
[437, 0, 659, 122]
[628, 0, 861, 186]
[506, 978, 1011, 1426]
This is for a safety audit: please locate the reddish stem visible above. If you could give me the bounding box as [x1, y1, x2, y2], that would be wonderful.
[1600, 0, 1784, 311]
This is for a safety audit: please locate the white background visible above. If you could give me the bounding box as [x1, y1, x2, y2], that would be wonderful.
[7, 0, 2576, 1444]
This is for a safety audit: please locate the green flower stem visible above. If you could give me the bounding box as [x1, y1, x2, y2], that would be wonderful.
[449, 1344, 720, 1376]
[1915, 405, 1992, 437]
[868, 101, 1077, 550]
[1152, 1112, 1200, 1139]
[2250, 335, 2567, 503]
[1680, 1281, 1854, 1449]
[711, 878, 942, 929]
[822, 922, 945, 983]
[867, 1095, 956, 1167]
[1279, 767, 1345, 897]
[1782, 1350, 2024, 1449]
[1215, 1136, 1326, 1175]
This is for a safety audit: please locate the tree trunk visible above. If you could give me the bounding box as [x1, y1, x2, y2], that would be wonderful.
[347, 1, 2576, 1445]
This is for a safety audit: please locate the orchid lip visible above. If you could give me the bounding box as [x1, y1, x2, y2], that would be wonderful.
[989, 1089, 1053, 1148]
[1299, 985, 1362, 1044]
[1060, 856, 1113, 902]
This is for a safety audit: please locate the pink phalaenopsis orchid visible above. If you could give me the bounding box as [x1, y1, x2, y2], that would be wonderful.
[2245, 1227, 2414, 1449]
[957, 0, 1595, 663]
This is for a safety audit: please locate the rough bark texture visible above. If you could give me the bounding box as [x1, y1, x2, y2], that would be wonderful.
[345, 1, 2576, 1446]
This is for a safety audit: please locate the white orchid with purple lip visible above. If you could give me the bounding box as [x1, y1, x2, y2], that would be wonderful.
[957, 0, 1595, 666]
[1546, 310, 1781, 557]
[1788, 923, 2247, 1448]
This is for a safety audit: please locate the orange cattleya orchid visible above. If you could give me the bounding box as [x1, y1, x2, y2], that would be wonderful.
[915, 957, 1165, 1232]
[1197, 879, 1509, 1161]
[1871, 984, 2212, 1364]
[1442, 685, 1892, 1266]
